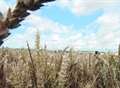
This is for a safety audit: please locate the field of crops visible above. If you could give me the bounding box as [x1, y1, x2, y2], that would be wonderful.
[0, 46, 119, 88]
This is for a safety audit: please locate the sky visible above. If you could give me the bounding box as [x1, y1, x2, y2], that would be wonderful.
[0, 0, 120, 51]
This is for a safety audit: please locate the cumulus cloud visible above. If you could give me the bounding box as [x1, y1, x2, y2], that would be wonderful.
[56, 0, 120, 15]
[1, 0, 120, 51]
[4, 14, 72, 49]
[67, 12, 120, 51]
[4, 12, 120, 51]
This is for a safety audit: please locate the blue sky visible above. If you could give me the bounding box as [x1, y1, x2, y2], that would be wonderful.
[0, 0, 120, 51]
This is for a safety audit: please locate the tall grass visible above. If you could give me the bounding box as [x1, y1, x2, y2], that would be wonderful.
[118, 44, 120, 56]
[0, 47, 120, 88]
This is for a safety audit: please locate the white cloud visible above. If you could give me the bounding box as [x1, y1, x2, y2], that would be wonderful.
[3, 12, 120, 51]
[26, 14, 70, 34]
[1, 0, 120, 51]
[67, 12, 120, 51]
[56, 0, 120, 15]
[3, 14, 72, 49]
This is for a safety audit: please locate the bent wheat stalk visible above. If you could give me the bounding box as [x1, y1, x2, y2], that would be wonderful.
[0, 0, 55, 46]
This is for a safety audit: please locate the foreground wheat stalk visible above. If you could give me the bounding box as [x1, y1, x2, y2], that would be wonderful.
[27, 42, 38, 88]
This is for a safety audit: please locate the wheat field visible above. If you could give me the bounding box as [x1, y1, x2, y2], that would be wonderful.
[0, 45, 119, 88]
